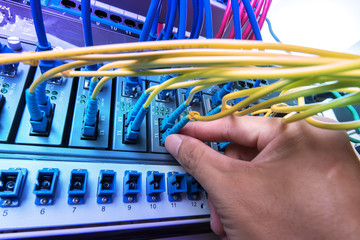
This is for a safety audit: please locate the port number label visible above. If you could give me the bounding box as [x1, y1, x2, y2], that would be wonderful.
[192, 202, 197, 207]
[2, 210, 8, 216]
[73, 207, 76, 213]
[171, 203, 177, 208]
[40, 208, 45, 215]
[150, 203, 156, 209]
[101, 206, 106, 212]
[127, 205, 131, 211]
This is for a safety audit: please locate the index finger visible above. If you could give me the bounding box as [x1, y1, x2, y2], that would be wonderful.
[180, 115, 285, 150]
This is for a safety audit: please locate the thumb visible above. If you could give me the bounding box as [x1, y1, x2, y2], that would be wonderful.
[165, 134, 234, 192]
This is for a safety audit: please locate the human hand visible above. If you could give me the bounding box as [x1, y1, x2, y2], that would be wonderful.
[165, 116, 360, 240]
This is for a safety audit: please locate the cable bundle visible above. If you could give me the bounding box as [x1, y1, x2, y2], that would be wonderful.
[2, 39, 359, 133]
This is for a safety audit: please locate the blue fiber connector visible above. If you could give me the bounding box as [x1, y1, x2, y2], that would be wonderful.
[218, 142, 230, 151]
[0, 43, 18, 75]
[187, 174, 204, 200]
[83, 97, 98, 137]
[158, 74, 176, 100]
[211, 82, 233, 108]
[35, 81, 51, 117]
[124, 76, 142, 96]
[167, 172, 187, 201]
[0, 168, 28, 207]
[162, 106, 222, 144]
[97, 170, 116, 204]
[33, 168, 60, 205]
[185, 87, 202, 102]
[123, 170, 141, 203]
[88, 80, 98, 97]
[161, 102, 188, 131]
[126, 92, 149, 125]
[125, 107, 148, 140]
[26, 89, 48, 132]
[206, 105, 221, 116]
[161, 115, 190, 144]
[146, 171, 165, 202]
[68, 169, 88, 205]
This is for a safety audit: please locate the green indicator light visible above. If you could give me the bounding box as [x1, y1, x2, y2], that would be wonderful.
[126, 103, 131, 107]
[52, 91, 58, 95]
[155, 106, 159, 110]
[80, 99, 86, 104]
[45, 90, 50, 94]
[2, 83, 9, 88]
[120, 102, 125, 106]
[51, 96, 57, 101]
[160, 107, 164, 111]
[165, 108, 169, 112]
[81, 95, 86, 99]
[160, 112, 164, 116]
[155, 111, 159, 115]
[166, 113, 170, 116]
[126, 107, 130, 111]
[121, 107, 125, 111]
[1, 88, 8, 94]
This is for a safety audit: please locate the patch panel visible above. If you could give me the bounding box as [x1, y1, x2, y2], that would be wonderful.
[48, 0, 143, 37]
[0, 159, 209, 234]
[0, 39, 35, 142]
[69, 73, 112, 149]
[15, 68, 74, 145]
[148, 82, 177, 153]
[113, 77, 147, 152]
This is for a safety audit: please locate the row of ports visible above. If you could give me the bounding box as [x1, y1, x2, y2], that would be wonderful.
[59, 0, 143, 30]
[0, 168, 204, 207]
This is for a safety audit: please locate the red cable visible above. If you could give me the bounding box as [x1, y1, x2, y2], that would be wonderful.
[250, 0, 271, 40]
[215, 0, 232, 38]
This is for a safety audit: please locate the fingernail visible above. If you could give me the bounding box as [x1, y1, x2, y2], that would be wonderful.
[165, 134, 183, 159]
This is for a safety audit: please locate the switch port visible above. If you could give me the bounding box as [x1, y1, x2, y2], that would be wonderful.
[47, 77, 62, 85]
[97, 170, 116, 204]
[33, 168, 59, 205]
[187, 174, 204, 200]
[0, 168, 28, 207]
[68, 169, 88, 205]
[167, 172, 187, 201]
[146, 171, 165, 202]
[123, 170, 141, 203]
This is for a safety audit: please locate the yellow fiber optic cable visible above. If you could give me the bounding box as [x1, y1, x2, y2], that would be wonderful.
[283, 91, 360, 123]
[1, 40, 359, 66]
[189, 79, 292, 121]
[29, 60, 93, 94]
